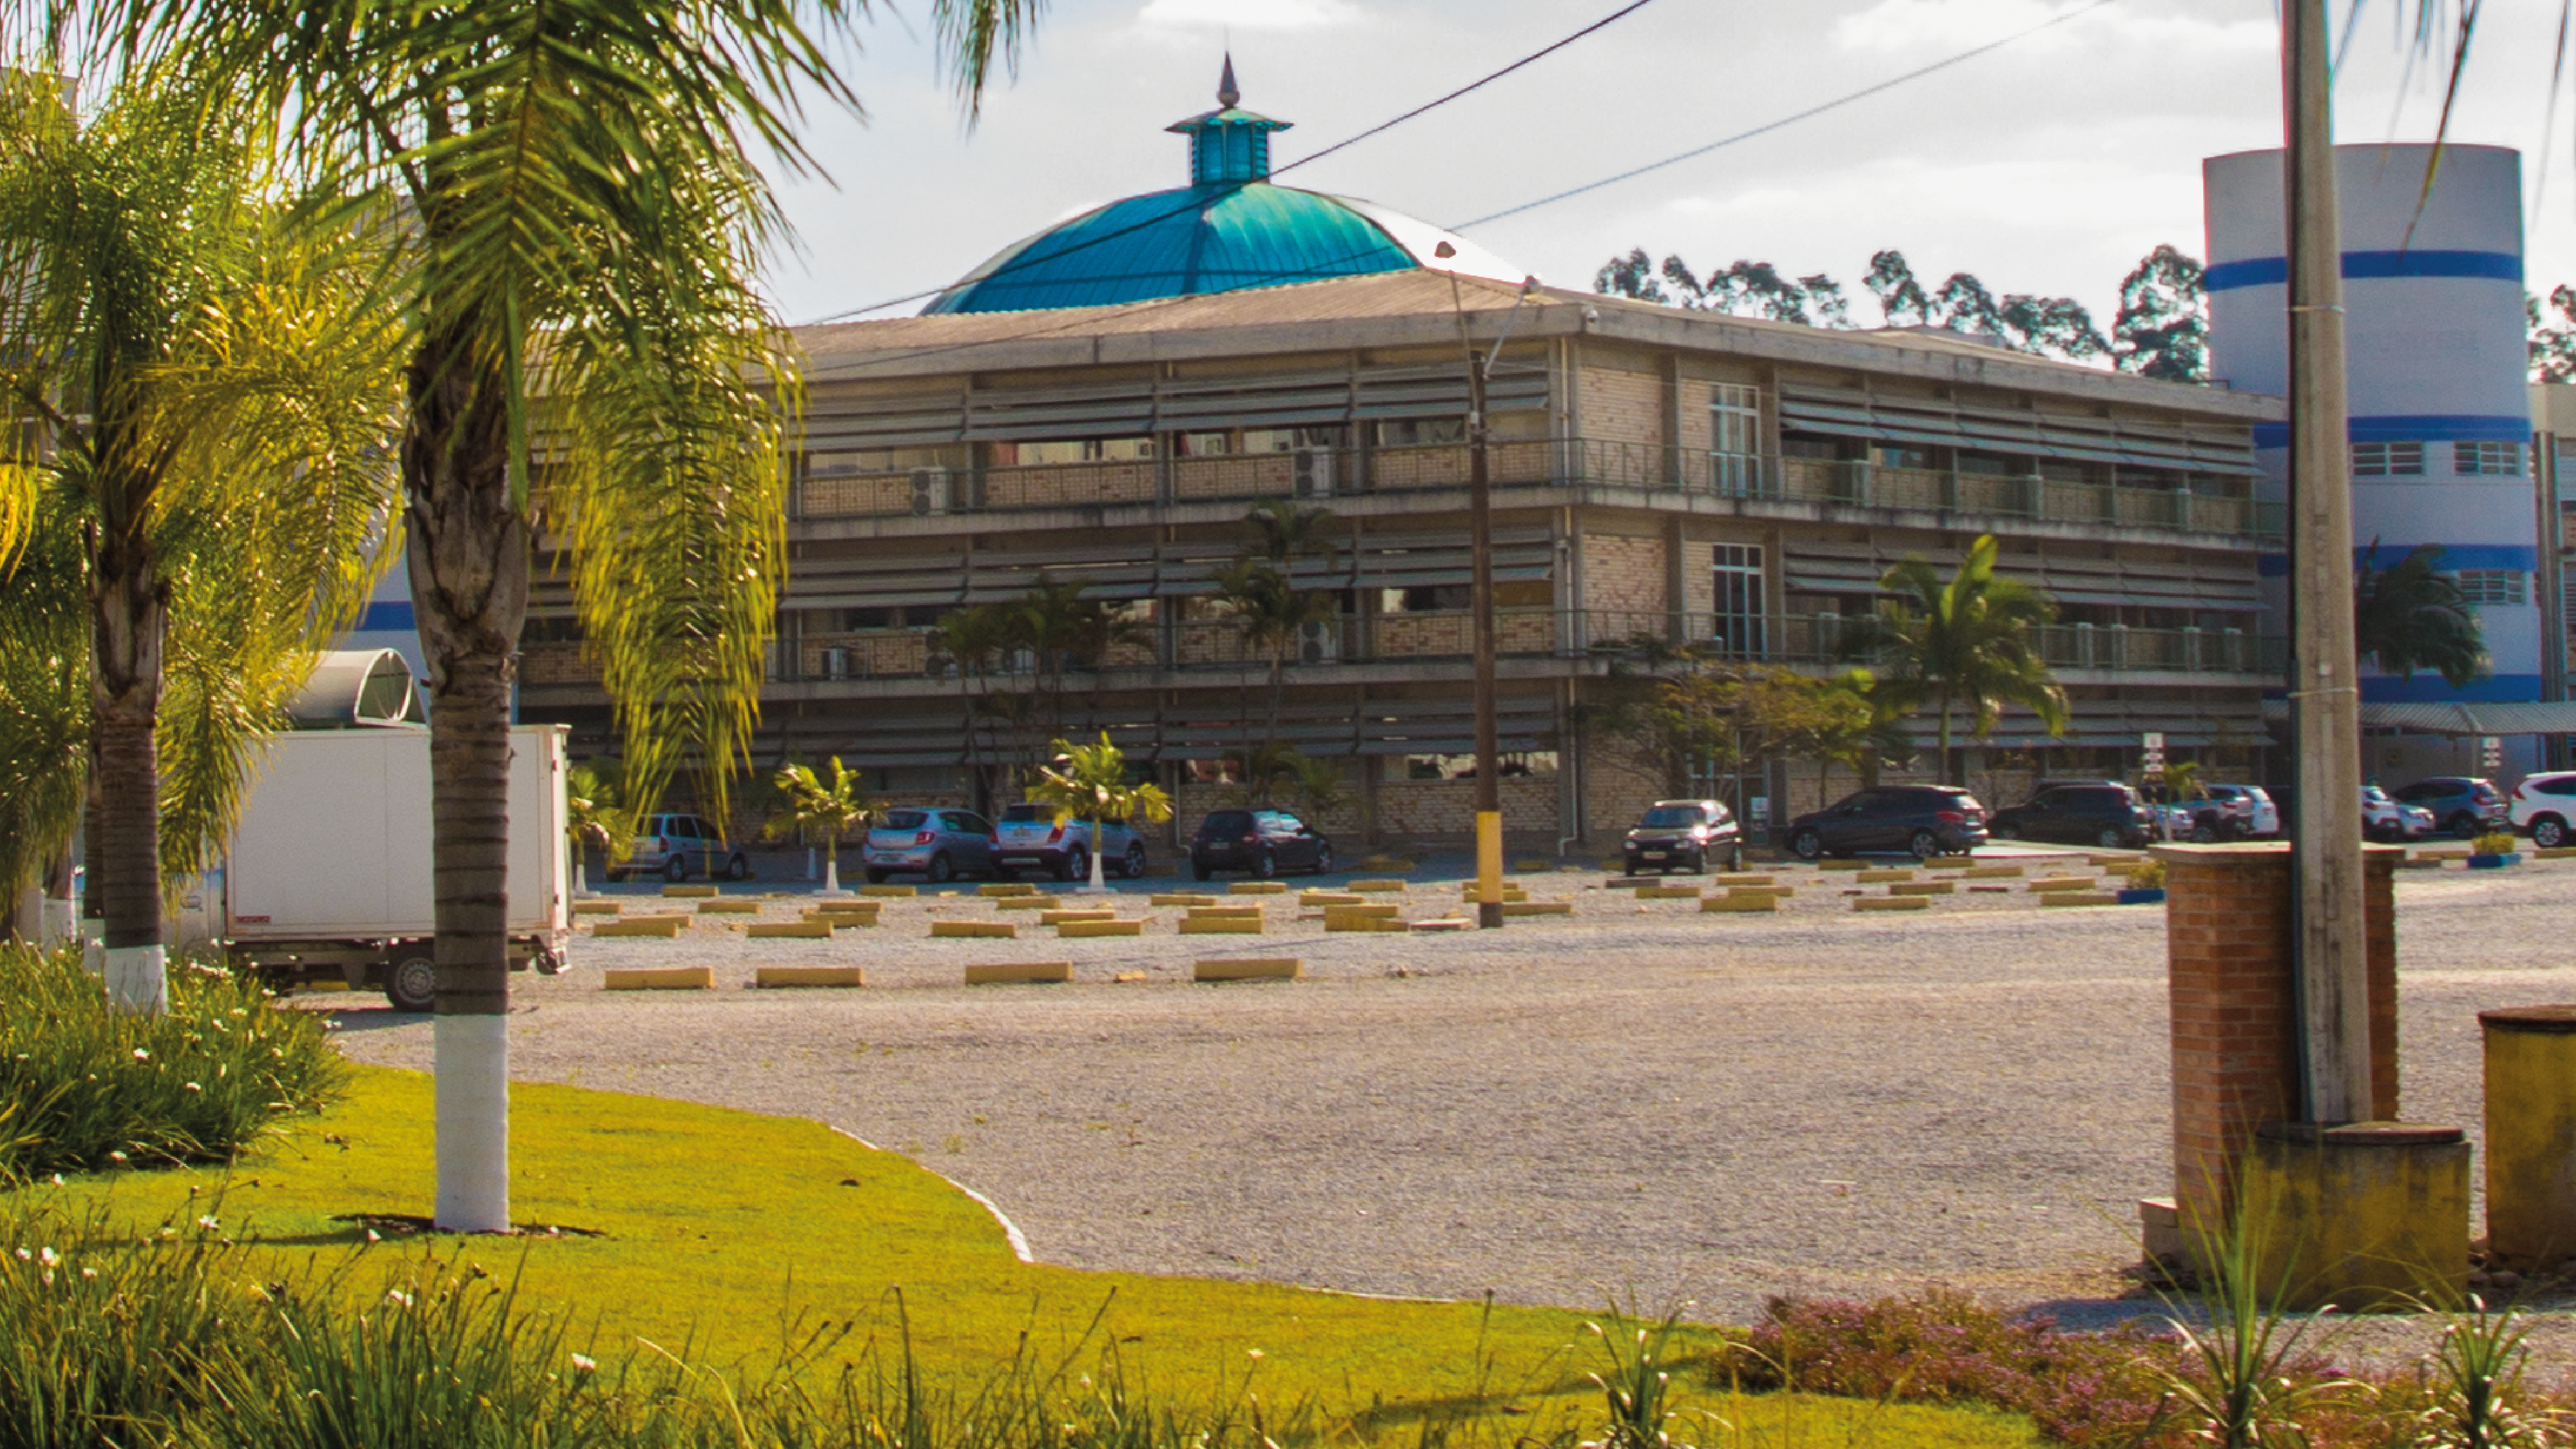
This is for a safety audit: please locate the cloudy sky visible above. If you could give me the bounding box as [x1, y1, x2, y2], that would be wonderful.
[767, 0, 2576, 330]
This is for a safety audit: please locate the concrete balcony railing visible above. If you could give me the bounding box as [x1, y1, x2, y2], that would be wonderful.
[793, 438, 2276, 544]
[747, 609, 2284, 687]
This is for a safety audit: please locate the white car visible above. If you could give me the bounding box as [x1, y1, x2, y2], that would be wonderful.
[2203, 783, 2280, 838]
[2510, 771, 2576, 848]
[2363, 786, 2436, 843]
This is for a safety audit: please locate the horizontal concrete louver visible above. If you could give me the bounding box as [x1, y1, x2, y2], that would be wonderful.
[1777, 381, 2261, 476]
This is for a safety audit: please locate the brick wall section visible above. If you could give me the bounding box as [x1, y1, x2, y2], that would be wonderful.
[2158, 843, 2401, 1231]
[1579, 367, 1665, 448]
[1583, 534, 1668, 615]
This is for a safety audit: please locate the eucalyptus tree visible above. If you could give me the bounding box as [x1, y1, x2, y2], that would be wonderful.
[1841, 534, 2067, 787]
[108, 0, 1046, 1230]
[0, 69, 404, 1008]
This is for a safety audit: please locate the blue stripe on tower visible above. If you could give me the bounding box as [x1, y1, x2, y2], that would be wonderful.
[2205, 249, 2523, 292]
[357, 601, 416, 632]
[2252, 415, 2532, 447]
[2360, 673, 2544, 704]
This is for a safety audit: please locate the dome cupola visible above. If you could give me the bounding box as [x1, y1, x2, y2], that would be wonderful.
[1166, 54, 1291, 187]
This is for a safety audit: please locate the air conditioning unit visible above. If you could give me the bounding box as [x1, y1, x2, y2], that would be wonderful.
[1293, 447, 1334, 499]
[821, 648, 851, 681]
[909, 467, 950, 517]
[1297, 619, 1339, 665]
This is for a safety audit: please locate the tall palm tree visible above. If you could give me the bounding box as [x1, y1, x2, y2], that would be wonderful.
[0, 68, 404, 1011]
[1843, 534, 2067, 786]
[932, 601, 1020, 810]
[111, 0, 1046, 1230]
[2354, 542, 2487, 689]
[1211, 558, 1339, 801]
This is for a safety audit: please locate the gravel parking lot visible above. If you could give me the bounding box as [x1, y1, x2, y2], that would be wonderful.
[322, 854, 2576, 1343]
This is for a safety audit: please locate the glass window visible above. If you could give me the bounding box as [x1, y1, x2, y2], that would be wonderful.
[1242, 426, 1346, 453]
[1711, 544, 1766, 660]
[807, 447, 954, 477]
[1008, 438, 1156, 465]
[2353, 442, 2425, 477]
[1382, 585, 1471, 613]
[843, 607, 900, 631]
[2455, 441, 2524, 477]
[1873, 445, 1933, 470]
[1377, 417, 1467, 447]
[1174, 431, 1233, 456]
[1709, 384, 1761, 492]
[880, 810, 928, 831]
[2454, 570, 2528, 606]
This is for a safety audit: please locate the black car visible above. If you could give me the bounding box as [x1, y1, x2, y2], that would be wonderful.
[1785, 785, 1988, 861]
[1987, 782, 2156, 848]
[1190, 808, 1334, 879]
[1622, 799, 1743, 875]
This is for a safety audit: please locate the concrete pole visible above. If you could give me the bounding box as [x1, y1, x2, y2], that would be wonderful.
[2283, 0, 2373, 1123]
[1470, 363, 1505, 928]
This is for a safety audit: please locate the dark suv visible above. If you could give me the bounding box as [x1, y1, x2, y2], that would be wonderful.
[1786, 786, 1988, 861]
[1621, 799, 1743, 875]
[1189, 809, 1333, 879]
[2391, 777, 2507, 839]
[1987, 782, 2155, 848]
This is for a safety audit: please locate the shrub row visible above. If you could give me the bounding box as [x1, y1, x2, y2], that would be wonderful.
[0, 944, 347, 1180]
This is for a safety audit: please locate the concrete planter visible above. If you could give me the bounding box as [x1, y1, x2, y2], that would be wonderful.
[2469, 853, 2524, 870]
[2117, 887, 2167, 905]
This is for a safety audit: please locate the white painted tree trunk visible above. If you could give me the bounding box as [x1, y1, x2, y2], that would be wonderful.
[823, 853, 840, 894]
[40, 895, 74, 945]
[1088, 824, 1107, 892]
[572, 858, 588, 896]
[104, 944, 167, 1014]
[435, 1013, 511, 1232]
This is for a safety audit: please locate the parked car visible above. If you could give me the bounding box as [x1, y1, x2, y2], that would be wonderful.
[2201, 783, 2280, 838]
[862, 807, 1001, 884]
[993, 803, 1150, 881]
[2390, 776, 2508, 839]
[1785, 785, 1988, 861]
[1621, 799, 1743, 875]
[2509, 771, 2576, 847]
[1988, 782, 2155, 848]
[1189, 808, 1333, 879]
[2362, 785, 2435, 843]
[608, 812, 749, 883]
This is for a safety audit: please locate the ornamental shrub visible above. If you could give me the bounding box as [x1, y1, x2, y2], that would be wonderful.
[0, 943, 346, 1180]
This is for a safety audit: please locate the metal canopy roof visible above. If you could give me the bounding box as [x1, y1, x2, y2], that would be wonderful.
[2359, 701, 2576, 736]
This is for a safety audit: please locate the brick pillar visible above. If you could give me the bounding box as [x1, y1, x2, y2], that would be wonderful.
[2158, 842, 2401, 1235]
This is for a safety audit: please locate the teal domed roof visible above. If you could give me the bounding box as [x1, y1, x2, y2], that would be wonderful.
[925, 59, 1521, 315]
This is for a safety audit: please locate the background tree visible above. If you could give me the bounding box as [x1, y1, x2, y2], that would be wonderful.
[2532, 287, 2576, 382]
[1211, 501, 1341, 798]
[0, 69, 404, 1009]
[1736, 667, 1877, 815]
[930, 600, 1022, 808]
[1841, 534, 2068, 786]
[762, 757, 877, 895]
[1863, 250, 2111, 362]
[1594, 249, 1848, 326]
[1026, 732, 1174, 893]
[2113, 245, 2210, 382]
[2354, 542, 2488, 689]
[563, 762, 634, 896]
[117, 0, 1046, 1231]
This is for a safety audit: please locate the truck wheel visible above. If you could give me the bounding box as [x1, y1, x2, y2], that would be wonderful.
[664, 854, 689, 883]
[386, 956, 437, 1013]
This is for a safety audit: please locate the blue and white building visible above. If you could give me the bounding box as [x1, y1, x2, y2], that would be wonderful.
[2205, 144, 2545, 778]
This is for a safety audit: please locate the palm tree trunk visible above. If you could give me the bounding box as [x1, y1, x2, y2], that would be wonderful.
[1938, 698, 1956, 787]
[1087, 813, 1107, 892]
[404, 319, 529, 1236]
[823, 839, 839, 894]
[89, 516, 168, 1014]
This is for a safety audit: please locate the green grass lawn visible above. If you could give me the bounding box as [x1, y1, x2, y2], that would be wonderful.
[33, 1065, 2041, 1448]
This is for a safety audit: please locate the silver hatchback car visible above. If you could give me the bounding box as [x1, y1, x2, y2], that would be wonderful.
[862, 807, 999, 884]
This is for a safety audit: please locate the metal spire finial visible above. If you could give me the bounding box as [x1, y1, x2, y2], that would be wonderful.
[1217, 52, 1239, 108]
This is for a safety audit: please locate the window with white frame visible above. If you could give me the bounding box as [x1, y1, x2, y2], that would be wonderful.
[2352, 442, 2425, 477]
[1710, 384, 1761, 493]
[1711, 544, 1766, 659]
[2454, 570, 2528, 606]
[2455, 441, 2524, 477]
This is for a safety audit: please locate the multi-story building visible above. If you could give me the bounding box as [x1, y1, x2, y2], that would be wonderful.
[515, 66, 2286, 849]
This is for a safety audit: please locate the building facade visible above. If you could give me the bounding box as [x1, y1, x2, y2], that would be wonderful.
[516, 73, 2288, 849]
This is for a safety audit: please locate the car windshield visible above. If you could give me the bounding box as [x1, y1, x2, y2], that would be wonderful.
[2363, 787, 2389, 803]
[879, 810, 928, 831]
[1639, 807, 1703, 828]
[999, 805, 1048, 823]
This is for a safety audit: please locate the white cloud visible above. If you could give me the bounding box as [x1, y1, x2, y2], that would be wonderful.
[1832, 0, 2270, 57]
[1134, 0, 1362, 32]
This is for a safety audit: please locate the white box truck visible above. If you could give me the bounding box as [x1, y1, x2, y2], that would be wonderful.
[223, 723, 572, 1011]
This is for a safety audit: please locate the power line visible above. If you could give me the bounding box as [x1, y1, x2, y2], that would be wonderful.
[1449, 0, 2122, 232]
[796, 0, 1662, 326]
[1271, 0, 1660, 178]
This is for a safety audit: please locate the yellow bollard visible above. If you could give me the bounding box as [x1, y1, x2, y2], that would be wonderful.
[2480, 1006, 2576, 1271]
[2239, 1121, 2469, 1311]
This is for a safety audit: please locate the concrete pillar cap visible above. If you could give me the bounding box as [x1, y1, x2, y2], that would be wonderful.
[2259, 1120, 2465, 1147]
[2479, 1005, 2576, 1034]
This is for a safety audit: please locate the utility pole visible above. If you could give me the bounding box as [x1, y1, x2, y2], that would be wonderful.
[1467, 357, 1504, 928]
[2282, 0, 2372, 1123]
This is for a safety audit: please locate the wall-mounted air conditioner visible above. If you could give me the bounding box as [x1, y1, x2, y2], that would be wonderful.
[822, 648, 851, 681]
[1293, 448, 1333, 499]
[1297, 619, 1339, 665]
[910, 467, 950, 516]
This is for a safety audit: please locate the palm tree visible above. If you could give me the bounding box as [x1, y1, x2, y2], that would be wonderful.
[931, 600, 1023, 809]
[1211, 559, 1340, 797]
[0, 70, 404, 1011]
[1027, 732, 1174, 893]
[2354, 542, 2487, 689]
[1843, 534, 2067, 786]
[564, 763, 635, 896]
[113, 0, 1046, 1229]
[762, 757, 876, 895]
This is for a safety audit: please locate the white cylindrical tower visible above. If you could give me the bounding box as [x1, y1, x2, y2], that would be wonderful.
[2205, 145, 2536, 736]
